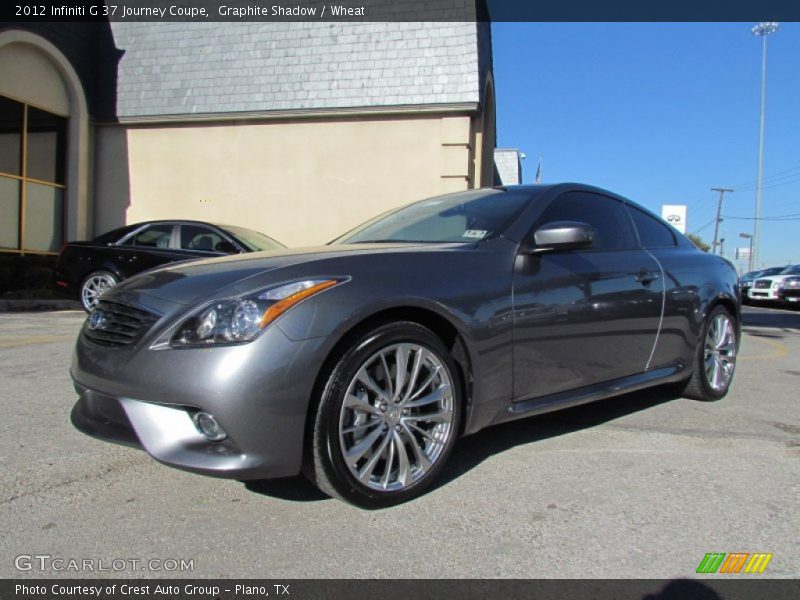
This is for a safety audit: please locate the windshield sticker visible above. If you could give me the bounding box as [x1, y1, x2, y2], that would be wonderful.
[463, 230, 488, 239]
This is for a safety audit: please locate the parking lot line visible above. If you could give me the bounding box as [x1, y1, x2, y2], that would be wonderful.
[739, 333, 789, 361]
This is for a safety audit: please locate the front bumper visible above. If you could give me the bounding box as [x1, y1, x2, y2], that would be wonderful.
[70, 317, 330, 480]
[748, 287, 779, 301]
[780, 289, 800, 304]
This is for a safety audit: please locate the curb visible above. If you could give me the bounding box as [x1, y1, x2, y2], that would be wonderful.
[0, 299, 83, 312]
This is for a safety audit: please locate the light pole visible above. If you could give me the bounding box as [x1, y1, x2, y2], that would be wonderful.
[751, 22, 778, 270]
[739, 232, 754, 272]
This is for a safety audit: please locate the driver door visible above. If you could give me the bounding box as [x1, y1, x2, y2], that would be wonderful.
[512, 192, 664, 401]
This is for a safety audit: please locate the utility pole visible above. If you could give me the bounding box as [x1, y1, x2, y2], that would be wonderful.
[752, 22, 779, 271]
[711, 187, 733, 255]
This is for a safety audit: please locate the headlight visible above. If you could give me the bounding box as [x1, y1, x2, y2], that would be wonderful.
[169, 278, 343, 347]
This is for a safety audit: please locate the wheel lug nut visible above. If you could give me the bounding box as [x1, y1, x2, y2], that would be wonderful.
[402, 408, 409, 415]
[380, 404, 387, 411]
[395, 425, 401, 432]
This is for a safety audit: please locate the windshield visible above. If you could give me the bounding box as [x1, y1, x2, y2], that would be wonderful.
[779, 264, 800, 275]
[334, 189, 532, 245]
[758, 267, 785, 277]
[224, 226, 285, 251]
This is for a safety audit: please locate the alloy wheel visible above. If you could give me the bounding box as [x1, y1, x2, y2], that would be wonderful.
[338, 342, 455, 492]
[81, 273, 117, 311]
[703, 313, 737, 392]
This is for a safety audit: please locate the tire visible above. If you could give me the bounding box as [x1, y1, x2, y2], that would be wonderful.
[79, 270, 118, 312]
[309, 321, 462, 508]
[676, 305, 738, 401]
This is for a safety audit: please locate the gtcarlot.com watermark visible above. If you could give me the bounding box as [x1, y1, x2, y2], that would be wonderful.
[15, 554, 194, 572]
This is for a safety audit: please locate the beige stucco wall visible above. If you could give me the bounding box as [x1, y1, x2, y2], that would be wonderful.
[94, 113, 476, 246]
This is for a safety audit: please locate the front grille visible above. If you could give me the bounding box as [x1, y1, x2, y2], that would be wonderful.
[83, 300, 159, 347]
[753, 280, 772, 289]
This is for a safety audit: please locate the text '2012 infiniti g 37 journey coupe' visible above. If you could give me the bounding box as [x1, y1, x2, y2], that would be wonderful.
[71, 184, 741, 507]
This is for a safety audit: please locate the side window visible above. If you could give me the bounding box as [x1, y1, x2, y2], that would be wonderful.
[535, 192, 638, 251]
[123, 224, 173, 248]
[626, 205, 677, 248]
[180, 225, 225, 252]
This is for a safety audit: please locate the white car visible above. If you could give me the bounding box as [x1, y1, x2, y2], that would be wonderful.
[779, 276, 800, 306]
[748, 264, 800, 302]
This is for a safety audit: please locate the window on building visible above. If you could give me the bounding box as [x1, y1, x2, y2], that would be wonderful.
[0, 95, 67, 254]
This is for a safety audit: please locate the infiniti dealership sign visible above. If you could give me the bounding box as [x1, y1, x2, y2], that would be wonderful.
[661, 204, 687, 234]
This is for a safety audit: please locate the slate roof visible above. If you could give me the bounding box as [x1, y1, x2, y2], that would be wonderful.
[109, 21, 488, 119]
[494, 148, 523, 185]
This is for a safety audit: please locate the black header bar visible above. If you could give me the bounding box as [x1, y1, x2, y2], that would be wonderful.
[1, 0, 799, 23]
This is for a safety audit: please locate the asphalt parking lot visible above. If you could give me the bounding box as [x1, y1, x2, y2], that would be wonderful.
[0, 305, 797, 579]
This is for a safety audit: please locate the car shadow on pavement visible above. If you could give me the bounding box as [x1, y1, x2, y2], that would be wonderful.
[742, 306, 800, 334]
[244, 385, 680, 504]
[432, 386, 679, 493]
[244, 474, 331, 502]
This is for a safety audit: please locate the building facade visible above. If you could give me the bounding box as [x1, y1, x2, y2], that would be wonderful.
[0, 17, 495, 290]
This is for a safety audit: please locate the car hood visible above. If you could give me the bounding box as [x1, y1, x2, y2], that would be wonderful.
[757, 274, 798, 283]
[108, 242, 467, 309]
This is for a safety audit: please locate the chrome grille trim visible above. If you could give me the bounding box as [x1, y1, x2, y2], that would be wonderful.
[753, 280, 772, 289]
[83, 300, 159, 348]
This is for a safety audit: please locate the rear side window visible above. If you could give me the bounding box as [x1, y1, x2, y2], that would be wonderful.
[180, 225, 224, 252]
[535, 192, 638, 251]
[626, 206, 677, 248]
[123, 224, 173, 248]
[92, 225, 137, 244]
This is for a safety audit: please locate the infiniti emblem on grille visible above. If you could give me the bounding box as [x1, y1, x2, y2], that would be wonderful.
[88, 309, 107, 330]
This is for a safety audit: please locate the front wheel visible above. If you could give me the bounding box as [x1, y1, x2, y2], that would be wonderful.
[676, 305, 738, 401]
[80, 271, 118, 312]
[309, 322, 462, 508]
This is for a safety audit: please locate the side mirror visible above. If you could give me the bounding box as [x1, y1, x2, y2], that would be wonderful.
[215, 240, 241, 254]
[531, 221, 593, 253]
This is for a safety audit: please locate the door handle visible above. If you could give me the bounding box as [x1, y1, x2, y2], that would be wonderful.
[635, 270, 659, 284]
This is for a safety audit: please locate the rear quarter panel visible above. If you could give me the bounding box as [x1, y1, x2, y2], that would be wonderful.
[648, 246, 740, 372]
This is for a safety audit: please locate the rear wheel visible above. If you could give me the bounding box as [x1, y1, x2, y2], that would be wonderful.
[80, 271, 118, 312]
[677, 305, 738, 401]
[309, 322, 462, 508]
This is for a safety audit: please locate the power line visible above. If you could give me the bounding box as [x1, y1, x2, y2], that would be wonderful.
[725, 162, 800, 190]
[736, 175, 800, 191]
[723, 213, 800, 221]
[691, 218, 717, 235]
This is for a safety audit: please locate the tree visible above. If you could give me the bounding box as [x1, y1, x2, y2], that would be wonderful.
[686, 233, 710, 252]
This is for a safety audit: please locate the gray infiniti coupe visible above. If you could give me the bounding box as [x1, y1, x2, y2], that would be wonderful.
[71, 184, 740, 507]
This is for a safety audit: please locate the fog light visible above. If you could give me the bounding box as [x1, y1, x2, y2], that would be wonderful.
[193, 412, 228, 441]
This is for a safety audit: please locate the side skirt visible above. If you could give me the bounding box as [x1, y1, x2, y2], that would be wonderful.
[492, 365, 688, 427]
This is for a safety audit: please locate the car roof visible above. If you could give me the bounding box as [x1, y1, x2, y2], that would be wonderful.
[127, 219, 228, 229]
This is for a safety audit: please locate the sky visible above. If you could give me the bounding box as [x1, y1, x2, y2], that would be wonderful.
[491, 22, 800, 271]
